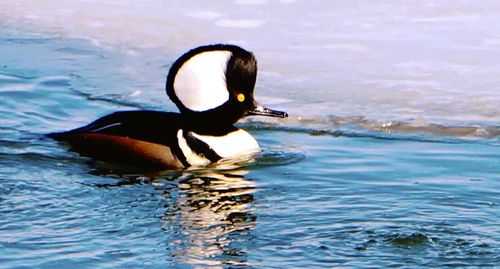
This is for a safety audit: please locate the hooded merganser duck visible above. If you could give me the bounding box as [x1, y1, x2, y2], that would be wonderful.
[48, 44, 288, 169]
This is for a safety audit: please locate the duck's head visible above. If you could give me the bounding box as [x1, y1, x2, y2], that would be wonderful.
[166, 44, 287, 130]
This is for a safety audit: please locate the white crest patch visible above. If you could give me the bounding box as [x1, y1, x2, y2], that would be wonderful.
[191, 129, 260, 158]
[174, 50, 231, 111]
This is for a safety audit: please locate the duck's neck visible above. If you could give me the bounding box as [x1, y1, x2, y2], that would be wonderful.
[181, 115, 239, 136]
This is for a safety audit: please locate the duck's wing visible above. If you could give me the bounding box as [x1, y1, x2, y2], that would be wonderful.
[48, 110, 188, 168]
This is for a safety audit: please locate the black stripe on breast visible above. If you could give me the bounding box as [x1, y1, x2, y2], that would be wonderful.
[183, 131, 222, 163]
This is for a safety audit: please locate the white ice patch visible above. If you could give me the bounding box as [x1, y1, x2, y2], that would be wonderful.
[191, 129, 260, 158]
[214, 19, 266, 28]
[173, 51, 231, 112]
[234, 0, 269, 6]
[186, 11, 224, 20]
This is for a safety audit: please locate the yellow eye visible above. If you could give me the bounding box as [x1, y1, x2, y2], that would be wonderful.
[237, 93, 245, 102]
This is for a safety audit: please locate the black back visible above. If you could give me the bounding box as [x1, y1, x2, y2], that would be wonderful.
[48, 110, 182, 146]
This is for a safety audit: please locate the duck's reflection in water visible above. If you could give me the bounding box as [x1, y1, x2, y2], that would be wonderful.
[89, 158, 259, 268]
[160, 168, 257, 268]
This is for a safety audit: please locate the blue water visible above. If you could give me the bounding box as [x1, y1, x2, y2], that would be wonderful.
[1, 33, 499, 269]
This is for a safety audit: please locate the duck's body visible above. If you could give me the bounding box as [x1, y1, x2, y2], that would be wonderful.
[49, 110, 260, 169]
[49, 44, 287, 169]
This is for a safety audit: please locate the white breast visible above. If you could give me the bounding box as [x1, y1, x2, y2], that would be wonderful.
[191, 129, 260, 158]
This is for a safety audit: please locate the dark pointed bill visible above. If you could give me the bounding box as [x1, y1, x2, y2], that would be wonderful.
[247, 104, 288, 118]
